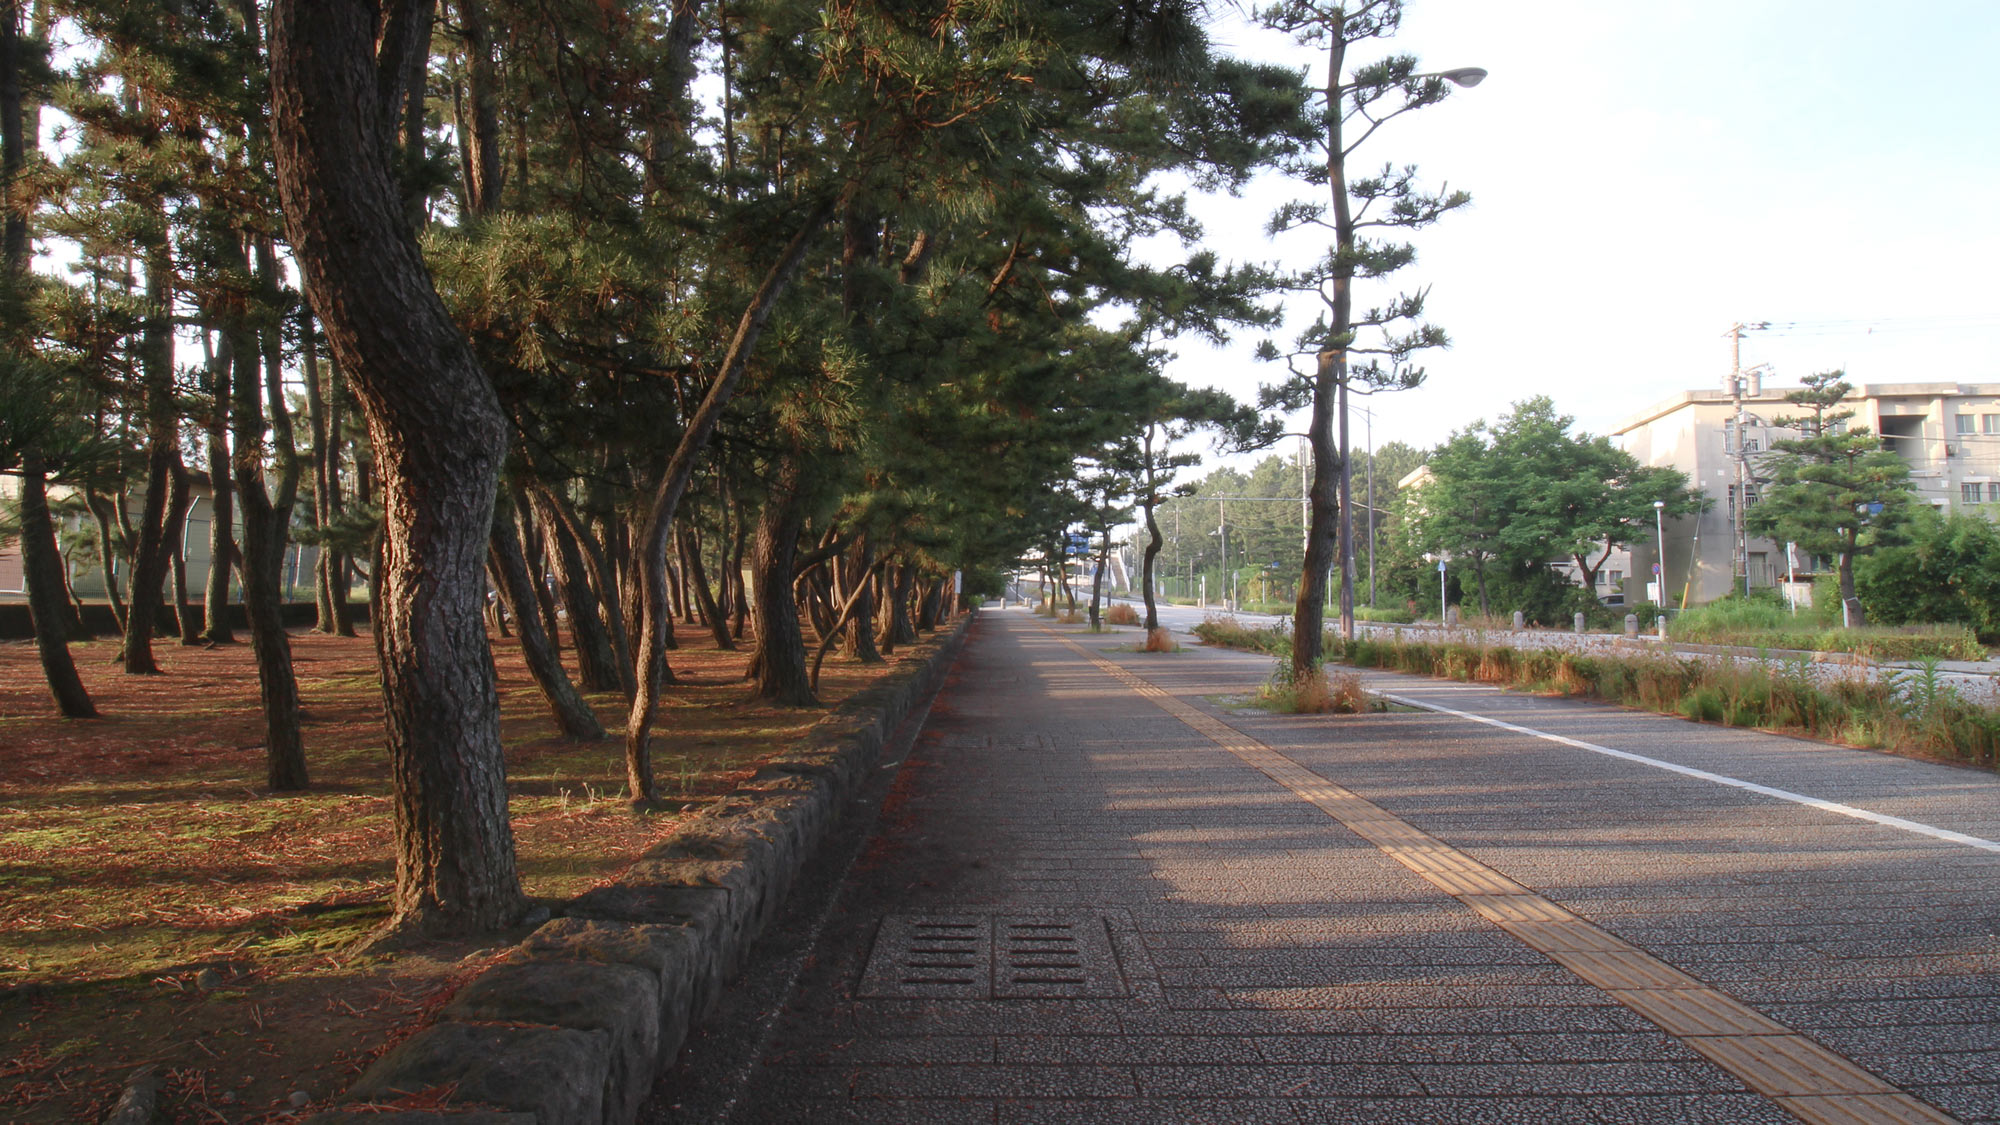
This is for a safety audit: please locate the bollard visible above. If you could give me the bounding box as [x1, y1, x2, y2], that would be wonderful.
[1445, 606, 1459, 627]
[1574, 612, 1586, 634]
[1512, 610, 1525, 631]
[1624, 613, 1639, 638]
[1658, 617, 1667, 640]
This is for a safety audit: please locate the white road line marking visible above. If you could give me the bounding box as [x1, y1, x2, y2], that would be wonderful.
[1376, 692, 2000, 855]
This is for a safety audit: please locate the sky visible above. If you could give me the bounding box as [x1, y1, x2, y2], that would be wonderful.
[1154, 0, 2000, 463]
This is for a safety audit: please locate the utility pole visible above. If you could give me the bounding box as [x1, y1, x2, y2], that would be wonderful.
[1724, 323, 1766, 599]
[1298, 435, 1309, 558]
[1218, 498, 1227, 612]
[1363, 404, 1375, 608]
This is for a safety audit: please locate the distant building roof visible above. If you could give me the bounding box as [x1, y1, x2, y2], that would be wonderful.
[1612, 382, 2000, 436]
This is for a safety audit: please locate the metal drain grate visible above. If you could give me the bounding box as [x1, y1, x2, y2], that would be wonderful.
[994, 915, 1125, 998]
[858, 914, 1127, 999]
[858, 915, 990, 998]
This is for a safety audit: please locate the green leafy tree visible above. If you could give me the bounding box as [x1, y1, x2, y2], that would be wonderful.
[1407, 399, 1705, 619]
[1747, 370, 1916, 621]
[1856, 507, 2000, 638]
[1487, 398, 1705, 591]
[1407, 423, 1506, 613]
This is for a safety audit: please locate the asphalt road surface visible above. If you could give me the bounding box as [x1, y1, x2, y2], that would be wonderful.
[643, 608, 2000, 1125]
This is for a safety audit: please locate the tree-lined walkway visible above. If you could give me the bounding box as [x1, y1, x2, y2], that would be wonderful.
[649, 610, 2000, 1124]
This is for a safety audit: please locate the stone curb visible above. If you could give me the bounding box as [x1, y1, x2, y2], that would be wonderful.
[303, 613, 976, 1125]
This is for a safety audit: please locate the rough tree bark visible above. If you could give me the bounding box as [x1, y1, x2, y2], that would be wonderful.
[748, 453, 812, 704]
[18, 461, 97, 716]
[270, 0, 524, 935]
[839, 534, 883, 663]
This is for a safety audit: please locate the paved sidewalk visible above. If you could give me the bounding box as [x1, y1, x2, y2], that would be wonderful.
[649, 610, 2000, 1124]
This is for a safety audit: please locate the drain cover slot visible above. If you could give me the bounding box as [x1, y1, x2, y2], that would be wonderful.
[859, 914, 1127, 999]
[858, 915, 991, 998]
[995, 915, 1124, 997]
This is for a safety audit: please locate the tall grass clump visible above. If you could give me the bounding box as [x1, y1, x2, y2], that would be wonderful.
[1192, 614, 1288, 655]
[1259, 668, 1370, 714]
[1672, 595, 1984, 660]
[1142, 627, 1180, 653]
[1104, 603, 1141, 626]
[1318, 636, 2000, 770]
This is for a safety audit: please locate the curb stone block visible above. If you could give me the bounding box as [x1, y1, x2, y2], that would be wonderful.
[620, 854, 768, 972]
[347, 1022, 608, 1125]
[731, 776, 835, 863]
[512, 919, 702, 1063]
[318, 614, 974, 1125]
[560, 884, 733, 1018]
[441, 961, 658, 1125]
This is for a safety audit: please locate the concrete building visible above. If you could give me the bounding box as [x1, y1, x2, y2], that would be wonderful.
[0, 475, 325, 605]
[1611, 381, 2000, 607]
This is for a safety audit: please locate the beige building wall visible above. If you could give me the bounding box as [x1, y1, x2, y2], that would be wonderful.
[1613, 382, 2000, 608]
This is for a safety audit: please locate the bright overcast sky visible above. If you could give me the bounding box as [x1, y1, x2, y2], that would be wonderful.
[1158, 0, 2000, 459]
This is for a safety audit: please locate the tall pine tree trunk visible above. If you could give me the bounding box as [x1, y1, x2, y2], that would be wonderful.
[3, 9, 90, 715]
[202, 347, 237, 644]
[681, 525, 733, 650]
[748, 454, 813, 704]
[491, 495, 602, 739]
[271, 0, 524, 934]
[840, 534, 883, 663]
[226, 306, 308, 790]
[165, 461, 201, 644]
[625, 198, 831, 800]
[19, 461, 96, 717]
[121, 236, 178, 674]
[531, 487, 623, 693]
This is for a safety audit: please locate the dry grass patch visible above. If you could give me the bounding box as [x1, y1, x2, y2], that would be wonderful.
[1103, 603, 1141, 626]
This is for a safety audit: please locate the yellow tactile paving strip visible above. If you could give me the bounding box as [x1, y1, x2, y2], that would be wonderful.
[1034, 624, 1962, 1125]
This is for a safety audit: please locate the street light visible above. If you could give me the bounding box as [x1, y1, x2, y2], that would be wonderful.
[1434, 67, 1488, 88]
[1652, 499, 1666, 610]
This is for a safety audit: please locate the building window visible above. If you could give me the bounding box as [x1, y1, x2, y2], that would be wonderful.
[1966, 483, 1986, 503]
[1985, 415, 2000, 435]
[1959, 414, 1977, 435]
[1607, 570, 1622, 587]
[1990, 483, 2000, 503]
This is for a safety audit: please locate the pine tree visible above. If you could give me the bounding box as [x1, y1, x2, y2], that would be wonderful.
[1748, 370, 1916, 623]
[1256, 0, 1476, 677]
